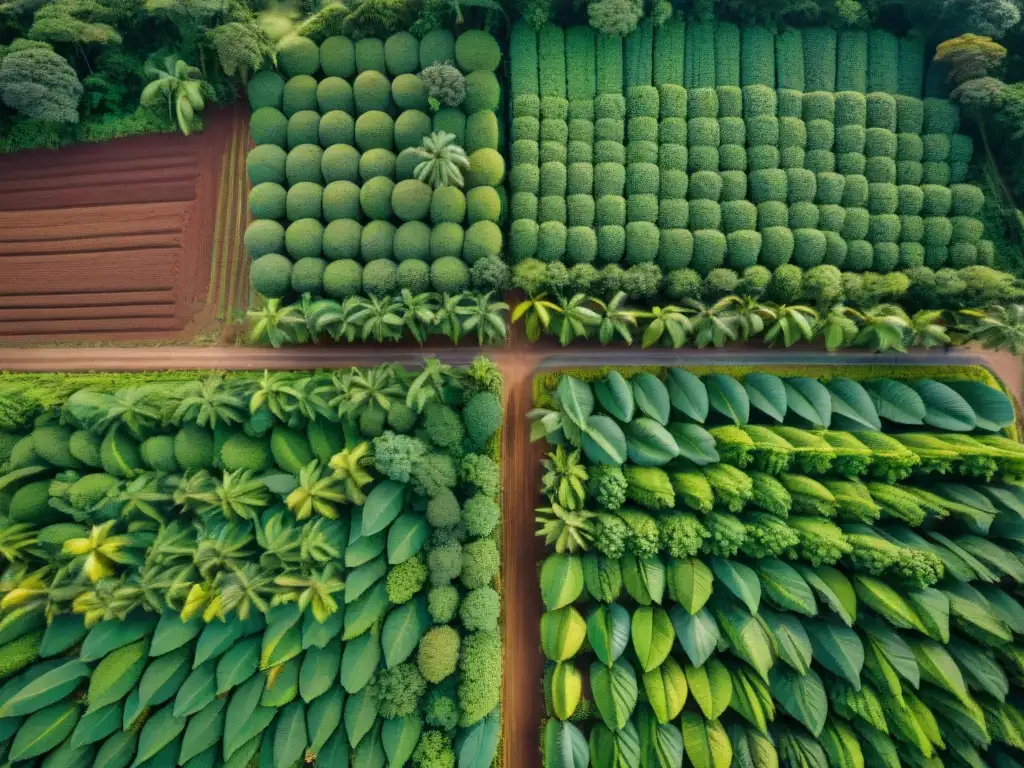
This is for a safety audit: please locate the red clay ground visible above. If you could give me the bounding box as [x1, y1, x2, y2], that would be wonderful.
[0, 344, 1017, 768]
[0, 105, 250, 344]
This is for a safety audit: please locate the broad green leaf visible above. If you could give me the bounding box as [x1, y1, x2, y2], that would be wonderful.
[340, 623, 380, 694]
[864, 379, 926, 425]
[631, 606, 675, 672]
[299, 644, 341, 702]
[623, 417, 679, 466]
[132, 704, 186, 766]
[704, 374, 750, 425]
[670, 607, 720, 668]
[87, 639, 148, 713]
[907, 587, 950, 643]
[711, 557, 760, 613]
[455, 710, 500, 768]
[344, 556, 386, 604]
[760, 608, 812, 675]
[343, 686, 377, 748]
[911, 638, 971, 705]
[948, 637, 1008, 702]
[342, 581, 388, 641]
[80, 613, 156, 663]
[216, 637, 260, 695]
[586, 603, 630, 667]
[171, 666, 216, 724]
[149, 613, 203, 657]
[714, 602, 773, 680]
[667, 369, 709, 423]
[0, 659, 90, 717]
[541, 606, 587, 664]
[590, 660, 638, 730]
[947, 381, 1014, 432]
[543, 718, 589, 768]
[541, 553, 585, 611]
[69, 702, 121, 749]
[783, 377, 832, 428]
[549, 661, 582, 720]
[594, 371, 635, 422]
[581, 414, 627, 466]
[910, 379, 977, 432]
[632, 373, 671, 425]
[668, 557, 713, 614]
[224, 700, 274, 759]
[179, 697, 226, 765]
[224, 735, 262, 768]
[306, 685, 343, 755]
[38, 614, 87, 659]
[361, 480, 406, 536]
[636, 707, 684, 767]
[138, 646, 191, 707]
[685, 658, 732, 720]
[382, 598, 429, 668]
[272, 700, 307, 768]
[744, 374, 788, 423]
[854, 575, 926, 634]
[194, 618, 248, 668]
[301, 609, 344, 650]
[9, 700, 81, 761]
[386, 513, 429, 564]
[756, 559, 817, 617]
[860, 619, 919, 688]
[556, 375, 594, 429]
[805, 620, 864, 689]
[666, 423, 719, 466]
[770, 667, 827, 737]
[799, 566, 856, 627]
[827, 378, 881, 430]
[223, 674, 266, 758]
[642, 657, 688, 724]
[93, 730, 137, 768]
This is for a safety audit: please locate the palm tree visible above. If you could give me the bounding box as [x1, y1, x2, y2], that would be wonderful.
[247, 299, 307, 347]
[141, 55, 208, 135]
[459, 291, 509, 345]
[593, 292, 638, 345]
[285, 461, 348, 520]
[172, 376, 248, 429]
[274, 565, 345, 623]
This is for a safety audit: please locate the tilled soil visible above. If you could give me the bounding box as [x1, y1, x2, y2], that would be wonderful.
[0, 344, 1017, 768]
[0, 105, 249, 344]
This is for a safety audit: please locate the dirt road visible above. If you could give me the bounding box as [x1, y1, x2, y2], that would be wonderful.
[0, 343, 1017, 768]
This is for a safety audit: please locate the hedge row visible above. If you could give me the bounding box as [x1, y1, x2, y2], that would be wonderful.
[245, 30, 506, 308]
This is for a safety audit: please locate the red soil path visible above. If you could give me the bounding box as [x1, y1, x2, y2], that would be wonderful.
[0, 105, 250, 343]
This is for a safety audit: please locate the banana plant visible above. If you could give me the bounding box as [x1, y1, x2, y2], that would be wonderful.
[641, 305, 692, 348]
[551, 293, 600, 345]
[818, 304, 862, 351]
[140, 55, 207, 135]
[351, 294, 404, 342]
[460, 291, 510, 345]
[396, 289, 438, 343]
[685, 297, 743, 348]
[512, 293, 562, 342]
[909, 309, 953, 348]
[593, 291, 638, 345]
[854, 304, 911, 352]
[247, 299, 307, 347]
[764, 304, 819, 347]
[961, 304, 1024, 354]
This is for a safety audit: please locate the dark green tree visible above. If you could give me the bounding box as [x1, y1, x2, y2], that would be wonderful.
[0, 38, 83, 122]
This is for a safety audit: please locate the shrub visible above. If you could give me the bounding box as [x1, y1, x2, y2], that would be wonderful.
[841, 174, 869, 207]
[726, 230, 761, 269]
[789, 202, 819, 229]
[287, 110, 320, 149]
[896, 160, 923, 185]
[250, 253, 292, 298]
[320, 36, 356, 79]
[461, 587, 500, 632]
[747, 146, 779, 170]
[321, 183, 360, 225]
[418, 626, 460, 683]
[626, 163, 659, 196]
[689, 146, 719, 172]
[867, 183, 898, 214]
[395, 222, 432, 262]
[757, 201, 789, 229]
[360, 176, 395, 220]
[455, 30, 501, 72]
[689, 200, 721, 230]
[835, 124, 865, 154]
[805, 119, 834, 151]
[362, 220, 397, 262]
[597, 226, 626, 263]
[539, 196, 566, 223]
[282, 75, 318, 117]
[658, 229, 694, 270]
[247, 144, 287, 186]
[769, 263, 803, 302]
[286, 144, 324, 185]
[951, 216, 984, 243]
[283, 182, 321, 223]
[628, 117, 658, 143]
[429, 223, 464, 263]
[626, 222, 660, 264]
[803, 264, 843, 304]
[510, 220, 538, 260]
[760, 227, 795, 267]
[837, 152, 866, 175]
[842, 207, 870, 240]
[777, 88, 803, 117]
[722, 200, 756, 232]
[865, 156, 896, 183]
[866, 92, 896, 130]
[628, 85, 660, 117]
[251, 107, 288, 147]
[245, 220, 285, 258]
[895, 95, 924, 133]
[285, 219, 324, 260]
[818, 204, 846, 232]
[835, 91, 866, 125]
[595, 140, 626, 165]
[383, 31, 419, 75]
[565, 227, 598, 264]
[805, 150, 835, 173]
[467, 149, 505, 187]
[627, 195, 658, 223]
[691, 230, 727, 274]
[864, 127, 897, 158]
[792, 228, 826, 267]
[923, 97, 959, 134]
[355, 37, 386, 72]
[354, 111, 395, 152]
[921, 161, 950, 186]
[323, 259, 363, 298]
[749, 169, 786, 202]
[845, 239, 873, 270]
[566, 163, 594, 197]
[291, 256, 326, 294]
[721, 171, 747, 201]
[659, 144, 688, 170]
[778, 117, 806, 149]
[719, 144, 747, 171]
[823, 231, 847, 266]
[873, 242, 900, 271]
[248, 70, 285, 110]
[353, 71, 392, 114]
[742, 84, 776, 117]
[920, 184, 952, 216]
[703, 267, 739, 297]
[815, 173, 845, 205]
[430, 186, 467, 224]
[784, 168, 815, 203]
[463, 221, 502, 264]
[250, 182, 287, 220]
[392, 73, 428, 111]
[390, 178, 431, 222]
[897, 184, 924, 215]
[924, 244, 949, 267]
[463, 494, 499, 537]
[687, 117, 720, 147]
[359, 148, 396, 181]
[394, 110, 431, 151]
[900, 215, 924, 242]
[318, 110, 355, 147]
[685, 171, 720, 202]
[899, 241, 925, 269]
[596, 195, 626, 227]
[923, 216, 954, 247]
[540, 141, 567, 165]
[950, 184, 985, 217]
[322, 144, 360, 184]
[803, 91, 835, 121]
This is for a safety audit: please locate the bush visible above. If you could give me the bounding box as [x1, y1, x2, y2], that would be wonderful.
[689, 200, 721, 230]
[726, 230, 761, 269]
[456, 30, 501, 72]
[896, 160, 923, 185]
[835, 91, 866, 125]
[665, 267, 702, 299]
[842, 175, 869, 207]
[597, 227, 626, 263]
[594, 140, 626, 165]
[431, 186, 467, 224]
[418, 626, 460, 683]
[628, 85, 660, 117]
[318, 110, 355, 147]
[391, 179, 431, 222]
[897, 185, 924, 215]
[291, 256, 326, 294]
[659, 170, 688, 200]
[815, 173, 845, 205]
[786, 168, 816, 203]
[805, 119, 833, 151]
[837, 152, 866, 176]
[539, 196, 566, 223]
[463, 494, 499, 537]
[747, 116, 779, 147]
[658, 229, 694, 270]
[626, 222, 660, 264]
[431, 256, 470, 292]
[660, 117, 688, 145]
[323, 259, 363, 298]
[923, 98, 959, 134]
[789, 202, 819, 229]
[866, 92, 896, 130]
[287, 110, 320, 149]
[873, 242, 899, 271]
[251, 107, 288, 147]
[778, 117, 805, 149]
[627, 195, 657, 223]
[920, 184, 952, 216]
[865, 156, 896, 183]
[355, 37, 386, 72]
[354, 110, 395, 152]
[628, 117, 658, 143]
[279, 37, 321, 79]
[283, 75, 318, 117]
[749, 169, 786, 202]
[395, 222, 432, 262]
[360, 176, 395, 220]
[322, 182, 360, 225]
[895, 95, 924, 132]
[362, 220, 397, 262]
[285, 218, 325, 260]
[747, 146, 779, 171]
[659, 144, 688, 171]
[245, 220, 285, 258]
[949, 242, 977, 267]
[250, 182, 287, 220]
[250, 253, 292, 298]
[392, 73, 428, 111]
[286, 144, 324, 185]
[823, 231, 847, 266]
[691, 230, 727, 275]
[720, 171, 747, 201]
[757, 201, 789, 229]
[742, 84, 776, 117]
[803, 264, 843, 304]
[248, 70, 284, 110]
[803, 91, 835, 122]
[595, 118, 624, 142]
[804, 149, 835, 173]
[286, 182, 323, 221]
[867, 183, 898, 214]
[394, 110, 431, 152]
[461, 587, 500, 632]
[719, 144, 747, 171]
[777, 88, 803, 118]
[865, 127, 896, 158]
[463, 221, 503, 264]
[899, 241, 925, 269]
[835, 125, 865, 154]
[818, 204, 846, 232]
[510, 220, 537, 260]
[921, 160, 950, 186]
[951, 216, 984, 243]
[466, 111, 499, 153]
[760, 227, 795, 267]
[769, 263, 803, 302]
[247, 144, 287, 186]
[467, 149, 505, 187]
[626, 164, 659, 196]
[359, 148, 395, 180]
[900, 215, 924, 242]
[688, 117, 719, 147]
[950, 184, 985, 217]
[721, 200, 756, 232]
[703, 267, 739, 297]
[792, 228, 826, 267]
[845, 240, 873, 271]
[842, 208, 870, 240]
[567, 194, 595, 226]
[321, 144, 360, 184]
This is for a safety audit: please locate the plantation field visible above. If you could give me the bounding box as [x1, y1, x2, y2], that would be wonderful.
[0, 106, 251, 345]
[0, 361, 503, 767]
[532, 362, 1024, 767]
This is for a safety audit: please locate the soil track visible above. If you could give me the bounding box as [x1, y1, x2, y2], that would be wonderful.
[0, 105, 250, 343]
[0, 343, 1018, 768]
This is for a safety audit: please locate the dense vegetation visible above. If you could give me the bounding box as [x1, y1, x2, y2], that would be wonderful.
[243, 29, 511, 345]
[532, 365, 1024, 768]
[0, 359, 503, 767]
[507, 21, 1024, 346]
